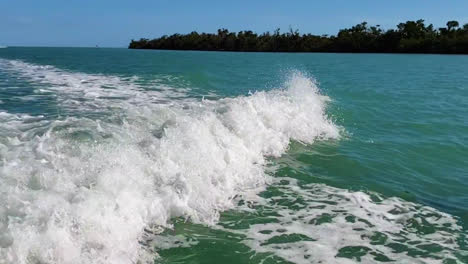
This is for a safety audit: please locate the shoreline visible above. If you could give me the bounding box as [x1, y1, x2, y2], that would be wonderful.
[129, 20, 468, 55]
[128, 47, 468, 55]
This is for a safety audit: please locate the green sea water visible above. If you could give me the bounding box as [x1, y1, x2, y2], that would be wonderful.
[0, 47, 467, 263]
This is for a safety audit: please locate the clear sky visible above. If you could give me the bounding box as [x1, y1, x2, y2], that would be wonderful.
[1, 0, 467, 47]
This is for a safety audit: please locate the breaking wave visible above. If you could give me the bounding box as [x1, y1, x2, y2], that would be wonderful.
[0, 60, 338, 264]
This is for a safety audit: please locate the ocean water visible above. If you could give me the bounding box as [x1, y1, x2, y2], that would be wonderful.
[0, 47, 467, 264]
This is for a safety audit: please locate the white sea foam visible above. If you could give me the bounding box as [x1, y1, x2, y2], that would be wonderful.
[0, 59, 190, 115]
[0, 60, 339, 264]
[217, 178, 466, 264]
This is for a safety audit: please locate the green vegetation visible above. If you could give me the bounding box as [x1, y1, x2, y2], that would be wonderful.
[129, 20, 468, 54]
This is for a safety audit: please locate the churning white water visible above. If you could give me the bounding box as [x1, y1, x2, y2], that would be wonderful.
[0, 60, 339, 264]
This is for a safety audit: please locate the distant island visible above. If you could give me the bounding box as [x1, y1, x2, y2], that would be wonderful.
[129, 20, 468, 54]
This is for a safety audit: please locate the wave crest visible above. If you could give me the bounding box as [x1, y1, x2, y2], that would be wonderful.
[0, 61, 338, 264]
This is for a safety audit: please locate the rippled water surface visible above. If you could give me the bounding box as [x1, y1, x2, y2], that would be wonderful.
[0, 47, 467, 263]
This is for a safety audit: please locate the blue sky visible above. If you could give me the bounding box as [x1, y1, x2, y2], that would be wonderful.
[1, 0, 467, 47]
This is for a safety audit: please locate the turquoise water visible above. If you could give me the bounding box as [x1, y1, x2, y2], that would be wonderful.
[0, 47, 467, 263]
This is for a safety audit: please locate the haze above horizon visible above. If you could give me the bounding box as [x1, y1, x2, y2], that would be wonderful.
[1, 0, 468, 47]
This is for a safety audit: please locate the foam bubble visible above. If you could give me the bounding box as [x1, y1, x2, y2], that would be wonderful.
[0, 61, 339, 263]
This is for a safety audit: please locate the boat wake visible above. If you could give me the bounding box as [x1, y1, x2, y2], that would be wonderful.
[0, 59, 340, 263]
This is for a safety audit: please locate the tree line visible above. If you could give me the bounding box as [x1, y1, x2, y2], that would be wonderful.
[129, 20, 468, 54]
